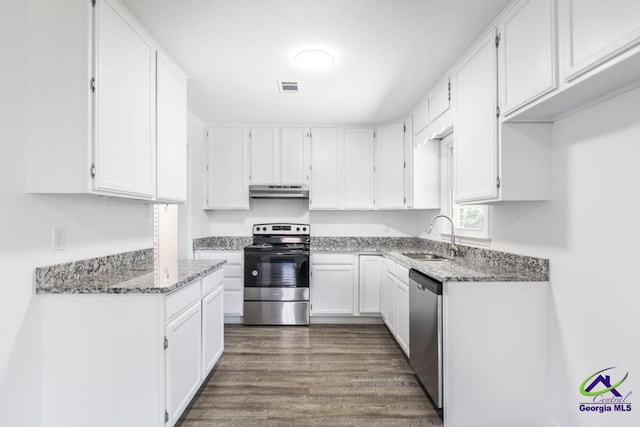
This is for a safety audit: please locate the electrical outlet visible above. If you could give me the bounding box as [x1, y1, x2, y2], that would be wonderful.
[53, 226, 66, 251]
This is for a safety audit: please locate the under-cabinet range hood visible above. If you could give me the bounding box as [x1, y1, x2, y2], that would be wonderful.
[249, 184, 309, 199]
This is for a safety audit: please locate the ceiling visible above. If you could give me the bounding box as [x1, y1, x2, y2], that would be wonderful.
[121, 0, 510, 125]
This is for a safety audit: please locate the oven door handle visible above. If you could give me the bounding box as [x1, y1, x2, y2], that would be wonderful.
[245, 250, 309, 256]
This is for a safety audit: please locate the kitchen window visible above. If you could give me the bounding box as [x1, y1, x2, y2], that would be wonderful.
[440, 136, 491, 242]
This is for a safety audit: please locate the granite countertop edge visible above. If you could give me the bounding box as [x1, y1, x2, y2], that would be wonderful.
[36, 260, 226, 295]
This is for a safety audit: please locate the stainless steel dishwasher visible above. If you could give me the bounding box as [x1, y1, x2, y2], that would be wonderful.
[409, 269, 443, 409]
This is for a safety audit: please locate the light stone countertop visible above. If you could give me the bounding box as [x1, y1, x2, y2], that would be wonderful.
[35, 249, 226, 294]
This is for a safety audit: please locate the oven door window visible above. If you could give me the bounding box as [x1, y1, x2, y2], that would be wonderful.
[251, 255, 309, 287]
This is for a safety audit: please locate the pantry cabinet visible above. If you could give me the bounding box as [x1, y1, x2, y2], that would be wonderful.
[26, 0, 187, 203]
[310, 128, 342, 209]
[206, 128, 250, 209]
[454, 29, 499, 203]
[374, 122, 406, 208]
[498, 0, 557, 116]
[343, 128, 375, 209]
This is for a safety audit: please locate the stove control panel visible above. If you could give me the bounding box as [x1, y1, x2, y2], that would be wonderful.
[253, 223, 310, 235]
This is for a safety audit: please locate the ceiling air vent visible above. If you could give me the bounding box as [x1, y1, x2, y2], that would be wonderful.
[278, 80, 299, 94]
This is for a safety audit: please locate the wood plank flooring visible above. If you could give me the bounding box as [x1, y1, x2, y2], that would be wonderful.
[177, 324, 442, 426]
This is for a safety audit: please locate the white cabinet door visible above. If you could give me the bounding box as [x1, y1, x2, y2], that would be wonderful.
[564, 0, 640, 81]
[412, 100, 429, 135]
[196, 251, 244, 316]
[383, 271, 396, 334]
[343, 128, 375, 209]
[428, 77, 450, 123]
[249, 127, 278, 185]
[411, 127, 441, 209]
[395, 278, 410, 357]
[499, 0, 556, 115]
[207, 128, 249, 209]
[202, 285, 224, 378]
[165, 301, 202, 426]
[311, 264, 355, 315]
[310, 128, 341, 209]
[94, 0, 156, 198]
[156, 52, 187, 202]
[454, 29, 499, 203]
[374, 122, 405, 208]
[358, 255, 382, 314]
[280, 127, 309, 185]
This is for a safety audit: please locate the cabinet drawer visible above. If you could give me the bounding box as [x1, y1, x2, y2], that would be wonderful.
[396, 264, 409, 285]
[223, 252, 244, 264]
[224, 277, 243, 291]
[311, 253, 354, 265]
[384, 258, 396, 275]
[166, 280, 201, 320]
[224, 264, 243, 278]
[202, 268, 224, 295]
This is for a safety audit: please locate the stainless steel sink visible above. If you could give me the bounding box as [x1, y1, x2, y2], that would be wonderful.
[402, 252, 447, 261]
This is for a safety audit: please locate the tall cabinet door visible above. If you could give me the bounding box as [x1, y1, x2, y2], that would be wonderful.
[374, 122, 405, 208]
[156, 52, 187, 202]
[310, 128, 341, 209]
[343, 128, 374, 209]
[280, 127, 309, 185]
[94, 0, 156, 198]
[207, 128, 249, 209]
[249, 127, 278, 184]
[165, 302, 202, 426]
[454, 29, 499, 203]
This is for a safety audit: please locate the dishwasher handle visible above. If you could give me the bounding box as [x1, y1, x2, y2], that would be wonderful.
[409, 269, 443, 295]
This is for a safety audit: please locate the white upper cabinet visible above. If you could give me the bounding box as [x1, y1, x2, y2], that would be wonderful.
[249, 127, 278, 185]
[428, 77, 451, 124]
[454, 29, 500, 203]
[499, 0, 557, 115]
[412, 100, 429, 135]
[26, 0, 187, 203]
[374, 122, 406, 208]
[280, 127, 309, 185]
[94, 0, 156, 198]
[562, 0, 640, 81]
[343, 128, 375, 209]
[411, 127, 441, 209]
[156, 52, 188, 202]
[310, 128, 341, 209]
[206, 128, 249, 209]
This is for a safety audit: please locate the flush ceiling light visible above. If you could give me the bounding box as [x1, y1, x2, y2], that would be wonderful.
[294, 49, 334, 70]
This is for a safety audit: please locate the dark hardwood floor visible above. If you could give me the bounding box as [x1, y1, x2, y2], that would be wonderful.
[177, 324, 443, 426]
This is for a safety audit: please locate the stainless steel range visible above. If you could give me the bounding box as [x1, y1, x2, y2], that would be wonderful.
[243, 223, 310, 325]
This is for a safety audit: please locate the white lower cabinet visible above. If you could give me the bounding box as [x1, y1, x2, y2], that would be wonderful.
[311, 254, 356, 315]
[40, 268, 224, 427]
[165, 301, 202, 426]
[358, 255, 382, 313]
[196, 250, 244, 318]
[381, 259, 409, 357]
[201, 281, 224, 378]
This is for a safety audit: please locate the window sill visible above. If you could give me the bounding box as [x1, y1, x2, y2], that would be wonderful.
[439, 233, 491, 248]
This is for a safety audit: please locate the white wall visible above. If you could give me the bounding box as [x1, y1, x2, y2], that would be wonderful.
[0, 3, 153, 425]
[489, 87, 640, 427]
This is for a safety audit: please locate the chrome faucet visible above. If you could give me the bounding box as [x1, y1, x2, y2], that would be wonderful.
[426, 214, 459, 257]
